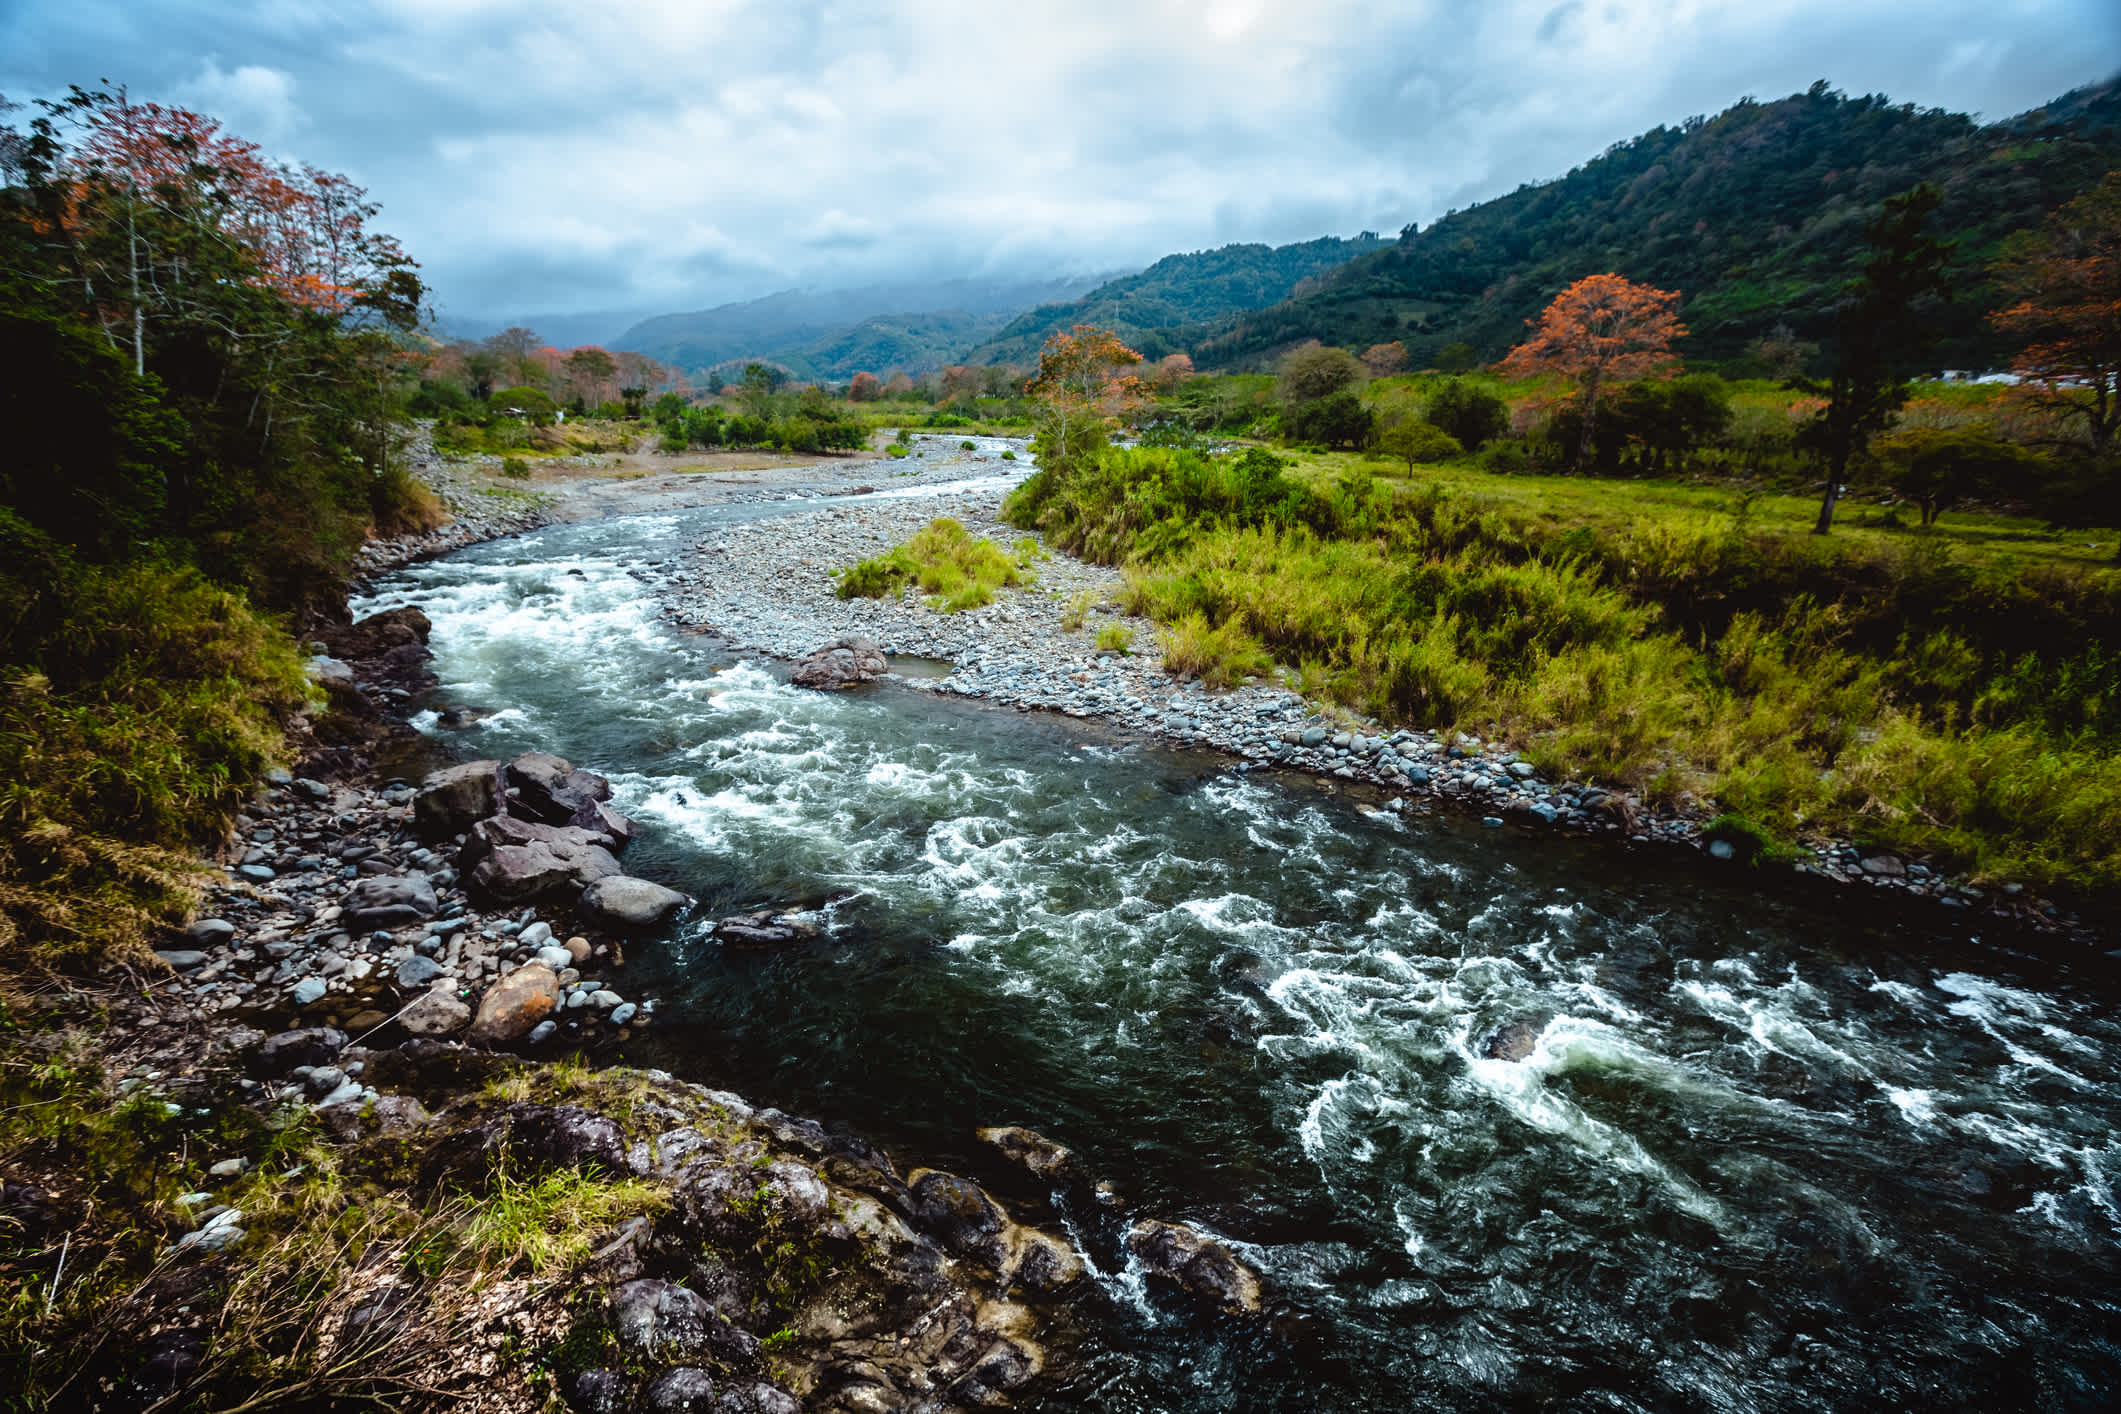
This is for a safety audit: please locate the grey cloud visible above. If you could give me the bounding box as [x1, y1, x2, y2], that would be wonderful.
[3, 0, 2116, 326]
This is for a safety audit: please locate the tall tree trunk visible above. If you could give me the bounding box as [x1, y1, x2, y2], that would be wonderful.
[1573, 369, 1602, 474]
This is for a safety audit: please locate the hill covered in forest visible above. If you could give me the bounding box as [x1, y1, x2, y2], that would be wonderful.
[1189, 78, 2121, 372]
[965, 235, 1391, 366]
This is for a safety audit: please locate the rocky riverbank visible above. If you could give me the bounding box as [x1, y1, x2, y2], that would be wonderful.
[11, 461, 1277, 1412]
[658, 440, 2108, 950]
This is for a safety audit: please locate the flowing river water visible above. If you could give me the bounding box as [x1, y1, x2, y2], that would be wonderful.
[354, 483, 2121, 1413]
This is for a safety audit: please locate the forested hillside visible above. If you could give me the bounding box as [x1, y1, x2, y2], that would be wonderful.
[1193, 78, 2121, 371]
[968, 235, 1390, 366]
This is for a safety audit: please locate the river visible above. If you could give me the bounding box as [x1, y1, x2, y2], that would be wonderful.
[352, 480, 2121, 1413]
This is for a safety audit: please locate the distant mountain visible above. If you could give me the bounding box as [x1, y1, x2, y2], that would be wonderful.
[433, 310, 649, 351]
[965, 235, 1392, 365]
[1190, 77, 2121, 372]
[615, 276, 1103, 378]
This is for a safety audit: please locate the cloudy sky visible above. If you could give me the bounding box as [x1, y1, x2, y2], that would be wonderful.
[6, 0, 2118, 337]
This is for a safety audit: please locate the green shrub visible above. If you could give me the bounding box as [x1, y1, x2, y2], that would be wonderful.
[1001, 449, 1017, 460]
[1060, 590, 1093, 633]
[886, 444, 911, 459]
[500, 457, 532, 480]
[1096, 623, 1135, 654]
[835, 517, 1029, 612]
[960, 440, 977, 450]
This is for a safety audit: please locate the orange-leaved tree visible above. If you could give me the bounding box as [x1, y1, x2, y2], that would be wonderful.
[26, 85, 417, 376]
[1022, 325, 1146, 476]
[1991, 169, 2121, 463]
[1500, 273, 1685, 472]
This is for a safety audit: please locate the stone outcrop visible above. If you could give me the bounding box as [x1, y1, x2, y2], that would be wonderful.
[580, 875, 690, 930]
[789, 636, 887, 690]
[340, 873, 438, 931]
[412, 760, 499, 840]
[1126, 1218, 1263, 1314]
[457, 815, 622, 903]
[466, 962, 560, 1044]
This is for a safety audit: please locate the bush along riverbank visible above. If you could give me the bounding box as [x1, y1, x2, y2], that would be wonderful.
[656, 473, 2108, 949]
[3, 589, 1267, 1412]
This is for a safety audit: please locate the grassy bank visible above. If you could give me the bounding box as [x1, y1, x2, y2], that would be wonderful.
[1003, 444, 2121, 892]
[0, 516, 312, 975]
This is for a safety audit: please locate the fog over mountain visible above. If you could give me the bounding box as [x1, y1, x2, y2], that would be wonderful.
[5, 0, 2116, 333]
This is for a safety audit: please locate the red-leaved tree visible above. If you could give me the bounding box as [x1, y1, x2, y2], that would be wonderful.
[1023, 325, 1146, 475]
[1501, 273, 1685, 472]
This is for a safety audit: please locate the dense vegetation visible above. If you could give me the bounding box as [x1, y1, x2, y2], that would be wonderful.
[1194, 79, 2121, 372]
[0, 88, 431, 970]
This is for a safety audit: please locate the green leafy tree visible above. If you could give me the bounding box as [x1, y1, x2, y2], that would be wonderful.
[1872, 427, 2047, 526]
[1277, 342, 1365, 407]
[1377, 418, 1464, 471]
[1799, 184, 1953, 533]
[1423, 379, 1509, 451]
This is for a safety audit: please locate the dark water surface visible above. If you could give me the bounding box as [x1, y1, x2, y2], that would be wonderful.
[355, 498, 2121, 1413]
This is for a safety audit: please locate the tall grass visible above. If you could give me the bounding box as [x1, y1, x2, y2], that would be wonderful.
[1005, 445, 2121, 889]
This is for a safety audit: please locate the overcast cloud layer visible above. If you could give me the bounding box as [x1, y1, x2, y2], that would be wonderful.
[6, 0, 2119, 334]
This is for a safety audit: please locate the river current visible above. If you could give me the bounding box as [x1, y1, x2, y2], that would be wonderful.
[353, 487, 2121, 1413]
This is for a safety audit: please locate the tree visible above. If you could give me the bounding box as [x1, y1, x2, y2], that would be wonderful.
[1871, 427, 2047, 526]
[564, 345, 618, 409]
[1423, 379, 1509, 451]
[1022, 325, 1146, 476]
[1360, 341, 1407, 377]
[1798, 184, 1952, 533]
[938, 364, 982, 405]
[1991, 170, 2121, 463]
[1433, 341, 1479, 374]
[1500, 273, 1685, 474]
[1376, 418, 1463, 472]
[1277, 341, 1366, 408]
[848, 371, 882, 402]
[1153, 353, 1195, 389]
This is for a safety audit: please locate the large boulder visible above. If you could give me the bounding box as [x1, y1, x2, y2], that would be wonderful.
[504, 751, 615, 827]
[341, 873, 438, 931]
[316, 606, 431, 660]
[1125, 1219, 1262, 1314]
[413, 760, 499, 841]
[458, 815, 621, 902]
[500, 1104, 627, 1174]
[711, 911, 820, 949]
[790, 636, 886, 690]
[610, 1279, 753, 1366]
[467, 962, 560, 1044]
[977, 1126, 1077, 1185]
[905, 1169, 1007, 1257]
[580, 875, 689, 930]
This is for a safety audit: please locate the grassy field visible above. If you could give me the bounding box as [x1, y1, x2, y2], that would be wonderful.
[1277, 447, 2121, 575]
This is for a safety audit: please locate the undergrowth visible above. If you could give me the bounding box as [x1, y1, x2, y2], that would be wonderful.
[0, 516, 310, 974]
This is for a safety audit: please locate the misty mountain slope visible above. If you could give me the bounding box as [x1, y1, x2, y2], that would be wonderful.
[616, 276, 1101, 376]
[1191, 78, 2121, 371]
[965, 235, 1391, 365]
